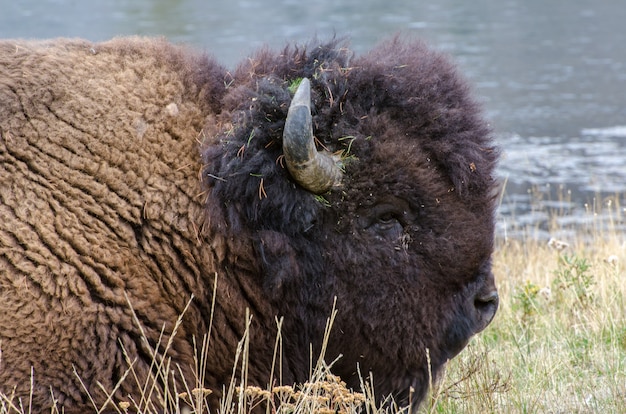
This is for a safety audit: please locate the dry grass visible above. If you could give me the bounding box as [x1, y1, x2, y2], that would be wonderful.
[2, 194, 626, 413]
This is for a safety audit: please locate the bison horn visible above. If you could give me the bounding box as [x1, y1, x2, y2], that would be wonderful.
[283, 78, 342, 194]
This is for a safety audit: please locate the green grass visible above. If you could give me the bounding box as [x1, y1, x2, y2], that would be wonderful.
[421, 237, 626, 413]
[2, 195, 626, 413]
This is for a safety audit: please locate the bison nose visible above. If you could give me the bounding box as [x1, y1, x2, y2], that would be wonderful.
[473, 290, 499, 331]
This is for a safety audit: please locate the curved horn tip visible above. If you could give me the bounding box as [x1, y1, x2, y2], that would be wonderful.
[291, 78, 311, 106]
[283, 77, 343, 194]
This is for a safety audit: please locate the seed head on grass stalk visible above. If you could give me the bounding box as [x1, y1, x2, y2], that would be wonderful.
[230, 297, 372, 414]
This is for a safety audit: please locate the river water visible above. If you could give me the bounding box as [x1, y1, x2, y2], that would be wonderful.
[2, 0, 626, 239]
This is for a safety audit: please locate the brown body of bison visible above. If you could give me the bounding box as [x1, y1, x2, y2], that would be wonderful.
[0, 36, 499, 412]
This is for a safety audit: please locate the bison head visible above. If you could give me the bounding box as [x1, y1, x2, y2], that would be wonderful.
[201, 37, 499, 410]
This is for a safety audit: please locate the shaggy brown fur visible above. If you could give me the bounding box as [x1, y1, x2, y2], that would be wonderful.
[0, 36, 499, 412]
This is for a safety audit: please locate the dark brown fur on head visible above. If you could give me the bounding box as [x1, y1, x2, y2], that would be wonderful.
[202, 37, 499, 409]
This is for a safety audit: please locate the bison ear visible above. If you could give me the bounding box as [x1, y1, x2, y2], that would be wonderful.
[254, 230, 301, 296]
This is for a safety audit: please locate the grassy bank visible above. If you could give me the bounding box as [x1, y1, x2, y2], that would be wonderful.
[2, 201, 625, 413]
[421, 235, 626, 412]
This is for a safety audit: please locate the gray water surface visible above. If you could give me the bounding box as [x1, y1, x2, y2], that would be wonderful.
[2, 0, 626, 238]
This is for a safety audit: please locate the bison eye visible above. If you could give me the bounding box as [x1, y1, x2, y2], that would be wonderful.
[372, 213, 403, 238]
[376, 212, 400, 227]
[363, 207, 406, 240]
[358, 198, 415, 240]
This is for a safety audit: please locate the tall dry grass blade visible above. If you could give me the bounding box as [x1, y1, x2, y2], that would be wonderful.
[185, 273, 219, 413]
[92, 383, 124, 414]
[123, 293, 194, 412]
[72, 365, 101, 412]
[357, 367, 377, 414]
[27, 367, 32, 414]
[237, 309, 252, 414]
[47, 388, 60, 414]
[93, 367, 132, 413]
[268, 317, 284, 394]
[0, 386, 22, 414]
[219, 313, 253, 414]
[313, 297, 338, 375]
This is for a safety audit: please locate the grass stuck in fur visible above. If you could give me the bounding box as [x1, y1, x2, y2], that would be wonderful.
[2, 195, 626, 413]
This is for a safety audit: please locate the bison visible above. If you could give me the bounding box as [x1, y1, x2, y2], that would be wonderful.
[0, 36, 499, 412]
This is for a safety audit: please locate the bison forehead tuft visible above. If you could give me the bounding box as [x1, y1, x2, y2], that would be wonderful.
[202, 36, 498, 212]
